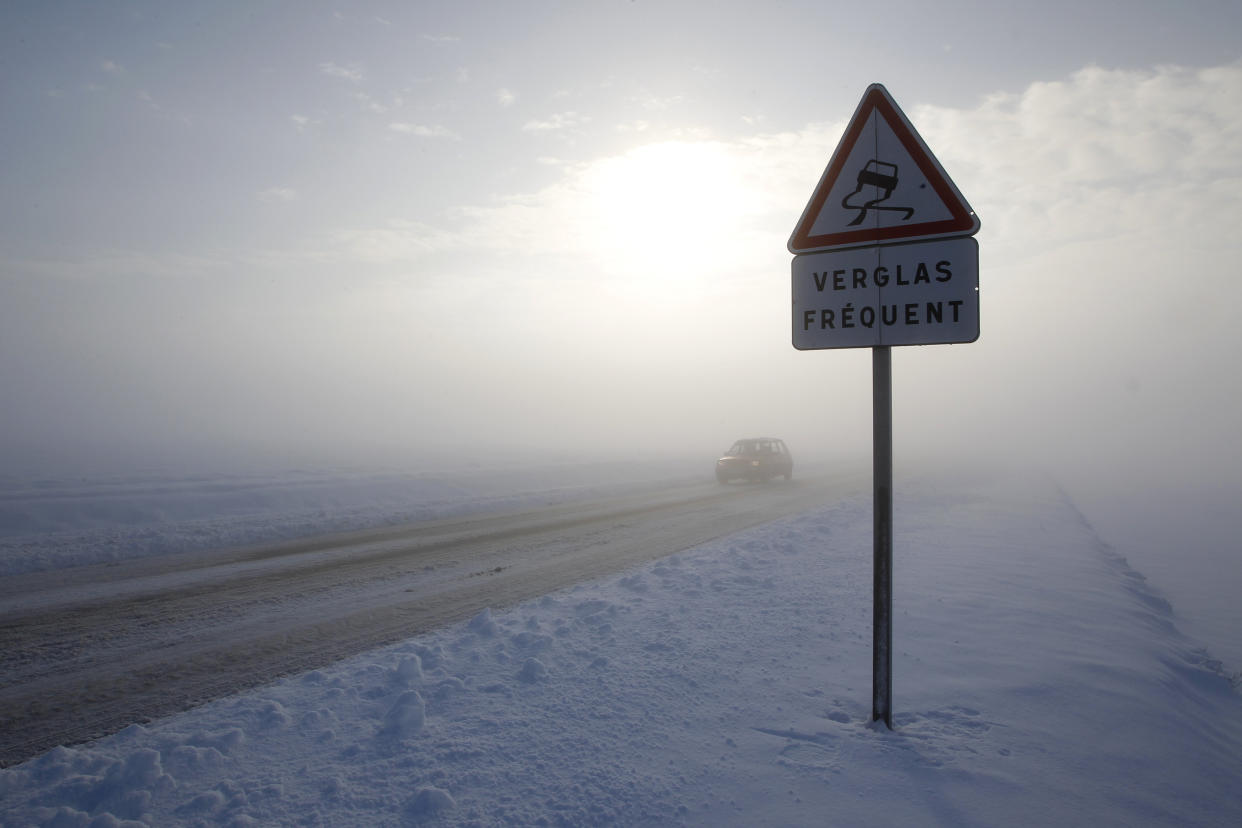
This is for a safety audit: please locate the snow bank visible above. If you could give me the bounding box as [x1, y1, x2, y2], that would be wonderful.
[2, 469, 1240, 826]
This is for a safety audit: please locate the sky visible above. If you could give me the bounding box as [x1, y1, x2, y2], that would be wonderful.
[2, 0, 1242, 485]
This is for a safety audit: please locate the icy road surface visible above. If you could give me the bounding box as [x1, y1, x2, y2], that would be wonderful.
[0, 472, 859, 766]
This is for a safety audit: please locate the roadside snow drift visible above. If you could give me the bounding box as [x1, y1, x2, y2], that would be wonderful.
[2, 469, 1240, 826]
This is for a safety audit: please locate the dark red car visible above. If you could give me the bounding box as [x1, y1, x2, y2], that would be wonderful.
[715, 438, 793, 483]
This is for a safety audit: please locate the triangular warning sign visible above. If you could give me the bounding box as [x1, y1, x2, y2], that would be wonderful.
[788, 84, 980, 254]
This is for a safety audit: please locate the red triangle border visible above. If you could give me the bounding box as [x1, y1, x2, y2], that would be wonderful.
[788, 85, 979, 253]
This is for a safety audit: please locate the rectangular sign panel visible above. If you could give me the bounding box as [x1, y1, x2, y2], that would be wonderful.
[791, 236, 979, 349]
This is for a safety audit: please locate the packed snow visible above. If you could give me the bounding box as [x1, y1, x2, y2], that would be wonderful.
[2, 463, 1241, 826]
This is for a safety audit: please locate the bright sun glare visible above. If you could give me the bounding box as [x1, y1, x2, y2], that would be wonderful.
[583, 141, 759, 287]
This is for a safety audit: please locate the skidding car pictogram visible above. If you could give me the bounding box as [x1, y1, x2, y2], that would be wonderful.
[841, 160, 915, 226]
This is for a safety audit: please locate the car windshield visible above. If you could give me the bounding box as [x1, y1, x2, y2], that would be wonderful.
[728, 441, 758, 456]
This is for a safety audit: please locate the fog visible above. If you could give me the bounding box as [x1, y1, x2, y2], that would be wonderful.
[1, 3, 1240, 686]
[3, 61, 1238, 494]
[3, 5, 1242, 602]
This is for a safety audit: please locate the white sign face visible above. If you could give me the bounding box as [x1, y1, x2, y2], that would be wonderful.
[791, 237, 979, 349]
[788, 84, 980, 254]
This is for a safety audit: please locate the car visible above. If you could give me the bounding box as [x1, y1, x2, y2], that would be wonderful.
[715, 438, 793, 483]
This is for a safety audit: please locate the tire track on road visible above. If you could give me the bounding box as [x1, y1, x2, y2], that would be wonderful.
[0, 473, 860, 766]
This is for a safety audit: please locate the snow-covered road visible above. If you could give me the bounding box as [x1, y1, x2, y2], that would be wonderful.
[0, 471, 861, 766]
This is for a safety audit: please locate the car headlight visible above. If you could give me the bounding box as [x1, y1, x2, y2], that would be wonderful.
[750, 460, 760, 467]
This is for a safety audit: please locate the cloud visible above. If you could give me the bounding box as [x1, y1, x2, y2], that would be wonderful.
[319, 62, 364, 82]
[258, 187, 297, 203]
[615, 120, 651, 133]
[867, 61, 1242, 481]
[522, 112, 588, 132]
[497, 88, 517, 108]
[908, 62, 1242, 256]
[388, 122, 460, 140]
[632, 94, 684, 111]
[353, 91, 389, 114]
[331, 220, 458, 263]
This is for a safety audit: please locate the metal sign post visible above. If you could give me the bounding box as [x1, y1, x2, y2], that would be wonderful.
[872, 346, 893, 728]
[787, 83, 980, 730]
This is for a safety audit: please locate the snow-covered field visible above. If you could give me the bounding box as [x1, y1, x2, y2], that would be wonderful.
[0, 458, 707, 577]
[2, 463, 1241, 826]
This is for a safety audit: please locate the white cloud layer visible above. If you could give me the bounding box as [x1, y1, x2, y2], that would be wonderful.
[522, 112, 588, 132]
[257, 187, 297, 203]
[319, 62, 364, 82]
[389, 122, 460, 139]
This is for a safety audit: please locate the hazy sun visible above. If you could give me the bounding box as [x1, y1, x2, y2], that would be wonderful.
[581, 141, 760, 286]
